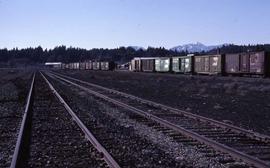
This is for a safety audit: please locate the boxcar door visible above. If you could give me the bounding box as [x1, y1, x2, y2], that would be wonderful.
[204, 57, 210, 72]
[172, 58, 180, 72]
[184, 57, 191, 72]
[240, 53, 250, 72]
[195, 57, 202, 73]
[250, 52, 264, 74]
[210, 56, 219, 72]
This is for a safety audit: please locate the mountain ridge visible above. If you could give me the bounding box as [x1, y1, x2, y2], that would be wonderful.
[170, 42, 226, 53]
[128, 42, 227, 53]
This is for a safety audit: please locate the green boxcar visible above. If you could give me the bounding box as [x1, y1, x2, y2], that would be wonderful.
[155, 57, 171, 72]
[172, 56, 193, 73]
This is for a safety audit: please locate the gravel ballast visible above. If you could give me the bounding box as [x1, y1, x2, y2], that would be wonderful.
[57, 70, 270, 136]
[25, 73, 108, 167]
[47, 72, 247, 167]
[0, 69, 33, 168]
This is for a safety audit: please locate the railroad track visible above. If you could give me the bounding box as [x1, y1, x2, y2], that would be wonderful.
[0, 101, 23, 167]
[49, 71, 270, 168]
[10, 72, 119, 168]
[45, 73, 190, 167]
[0, 73, 31, 168]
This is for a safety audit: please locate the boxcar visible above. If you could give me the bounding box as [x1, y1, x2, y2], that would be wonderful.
[155, 57, 171, 72]
[141, 58, 155, 72]
[69, 63, 74, 69]
[131, 58, 141, 72]
[249, 51, 270, 76]
[225, 53, 249, 75]
[240, 53, 250, 73]
[117, 62, 130, 70]
[172, 57, 181, 73]
[100, 61, 115, 70]
[92, 61, 100, 70]
[70, 63, 74, 69]
[74, 62, 80, 69]
[194, 55, 223, 75]
[172, 56, 194, 73]
[61, 63, 66, 69]
[79, 62, 86, 70]
[225, 53, 240, 74]
[85, 61, 92, 70]
[64, 64, 69, 69]
[225, 51, 270, 77]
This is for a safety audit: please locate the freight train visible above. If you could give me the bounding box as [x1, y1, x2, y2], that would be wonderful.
[61, 61, 116, 71]
[130, 51, 270, 77]
[59, 51, 270, 77]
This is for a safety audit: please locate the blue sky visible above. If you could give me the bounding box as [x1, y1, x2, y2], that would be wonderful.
[0, 0, 270, 49]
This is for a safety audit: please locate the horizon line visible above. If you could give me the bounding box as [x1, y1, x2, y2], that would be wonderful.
[1, 42, 270, 50]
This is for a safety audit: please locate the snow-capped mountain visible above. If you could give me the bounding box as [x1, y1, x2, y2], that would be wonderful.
[171, 42, 224, 53]
[127, 46, 146, 51]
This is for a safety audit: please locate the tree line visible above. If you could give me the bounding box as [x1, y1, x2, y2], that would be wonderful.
[0, 44, 269, 67]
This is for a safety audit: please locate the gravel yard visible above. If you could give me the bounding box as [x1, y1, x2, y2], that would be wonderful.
[57, 70, 270, 136]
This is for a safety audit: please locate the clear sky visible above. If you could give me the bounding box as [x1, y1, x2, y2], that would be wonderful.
[0, 0, 270, 49]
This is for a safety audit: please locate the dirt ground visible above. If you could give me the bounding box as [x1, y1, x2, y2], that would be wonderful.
[57, 70, 270, 136]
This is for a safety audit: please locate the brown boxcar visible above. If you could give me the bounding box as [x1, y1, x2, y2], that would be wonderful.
[225, 52, 250, 75]
[225, 51, 270, 77]
[141, 58, 155, 72]
[240, 53, 250, 73]
[210, 55, 222, 72]
[250, 51, 264, 74]
[194, 55, 223, 75]
[249, 51, 270, 76]
[225, 53, 240, 74]
[194, 56, 209, 73]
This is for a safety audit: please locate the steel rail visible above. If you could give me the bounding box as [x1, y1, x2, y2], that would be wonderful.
[50, 71, 270, 142]
[40, 72, 120, 168]
[49, 71, 270, 168]
[10, 73, 36, 168]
